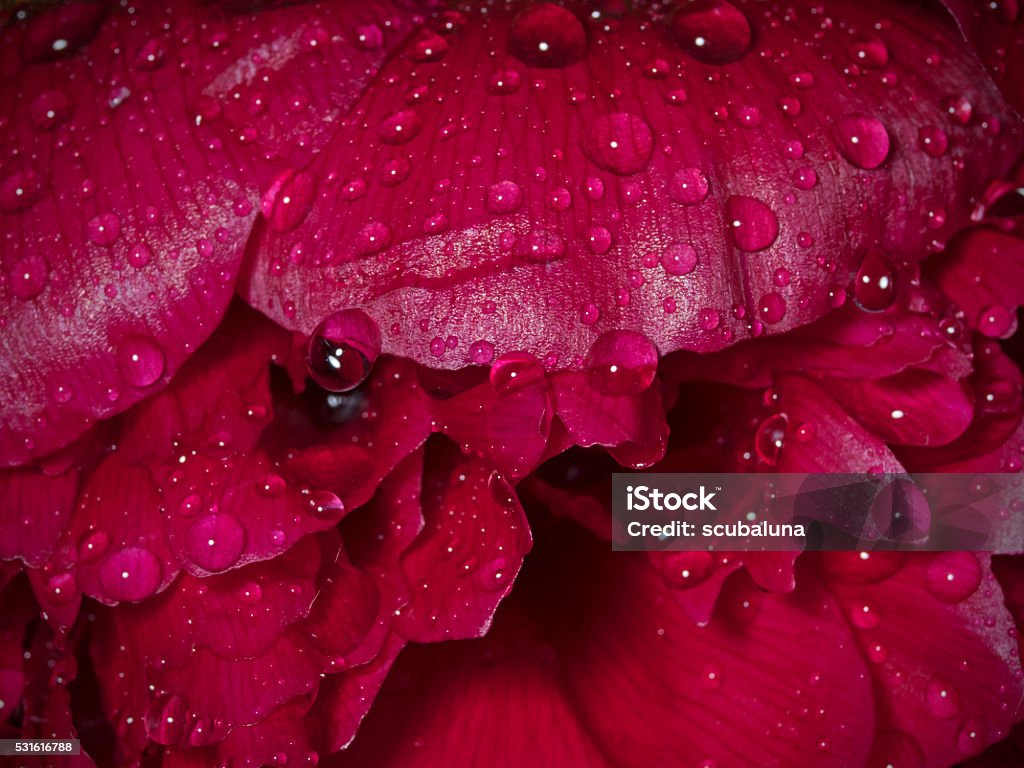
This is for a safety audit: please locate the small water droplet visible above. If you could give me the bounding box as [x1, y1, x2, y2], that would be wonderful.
[669, 167, 709, 204]
[586, 330, 658, 395]
[379, 110, 423, 145]
[852, 249, 898, 312]
[755, 414, 788, 465]
[86, 213, 122, 246]
[487, 180, 523, 214]
[925, 552, 981, 604]
[30, 90, 73, 131]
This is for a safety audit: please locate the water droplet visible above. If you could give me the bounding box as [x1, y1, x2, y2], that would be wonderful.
[925, 552, 981, 604]
[587, 226, 613, 254]
[849, 38, 889, 68]
[977, 304, 1014, 338]
[669, 167, 709, 204]
[726, 196, 778, 251]
[256, 473, 286, 498]
[757, 292, 786, 324]
[185, 513, 245, 572]
[86, 213, 122, 246]
[132, 37, 167, 70]
[661, 242, 698, 276]
[487, 180, 523, 214]
[850, 601, 881, 629]
[410, 31, 448, 62]
[659, 551, 714, 588]
[918, 125, 949, 157]
[957, 718, 987, 754]
[669, 0, 752, 64]
[0, 167, 45, 212]
[262, 170, 316, 232]
[834, 114, 890, 169]
[490, 352, 544, 393]
[306, 309, 381, 392]
[941, 95, 973, 125]
[44, 572, 78, 605]
[852, 249, 898, 312]
[508, 3, 587, 68]
[586, 330, 658, 395]
[238, 581, 263, 605]
[755, 414, 788, 465]
[583, 113, 654, 175]
[145, 693, 188, 745]
[99, 547, 162, 602]
[10, 254, 48, 300]
[127, 243, 153, 269]
[516, 229, 566, 262]
[925, 676, 962, 718]
[379, 110, 423, 145]
[354, 221, 392, 255]
[792, 166, 817, 190]
[117, 336, 166, 387]
[77, 530, 109, 563]
[30, 90, 73, 131]
[487, 69, 523, 95]
[468, 340, 495, 365]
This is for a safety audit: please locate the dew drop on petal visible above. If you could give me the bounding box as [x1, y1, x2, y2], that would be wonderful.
[486, 180, 523, 214]
[508, 3, 587, 68]
[834, 114, 890, 169]
[726, 196, 778, 252]
[117, 335, 166, 388]
[185, 514, 246, 572]
[755, 414, 788, 465]
[852, 249, 898, 312]
[145, 693, 189, 745]
[99, 547, 162, 602]
[306, 309, 381, 392]
[925, 552, 981, 604]
[86, 212, 122, 246]
[669, 0, 752, 64]
[583, 113, 654, 176]
[661, 242, 698, 276]
[586, 330, 658, 395]
[490, 351, 545, 394]
[669, 167, 709, 204]
[262, 169, 316, 232]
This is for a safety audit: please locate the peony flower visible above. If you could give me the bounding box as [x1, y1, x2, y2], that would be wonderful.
[1, 0, 1023, 766]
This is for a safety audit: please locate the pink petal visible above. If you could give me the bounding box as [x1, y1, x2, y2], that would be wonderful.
[0, 0, 421, 466]
[396, 442, 531, 642]
[820, 552, 1024, 764]
[0, 467, 77, 567]
[240, 1, 1019, 371]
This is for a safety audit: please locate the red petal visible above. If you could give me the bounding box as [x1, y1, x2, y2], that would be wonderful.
[0, 0, 421, 466]
[396, 442, 531, 642]
[240, 1, 1019, 371]
[0, 467, 77, 567]
[820, 552, 1024, 764]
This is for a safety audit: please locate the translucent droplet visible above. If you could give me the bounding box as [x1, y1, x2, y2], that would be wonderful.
[99, 547, 162, 602]
[583, 113, 654, 175]
[669, 167, 709, 204]
[661, 242, 698, 276]
[925, 676, 961, 718]
[977, 304, 1014, 338]
[306, 309, 382, 392]
[670, 0, 752, 64]
[86, 212, 122, 246]
[834, 114, 890, 169]
[10, 254, 48, 300]
[925, 552, 981, 604]
[185, 513, 246, 572]
[586, 330, 659, 395]
[117, 335, 166, 387]
[757, 292, 786, 324]
[508, 3, 586, 68]
[755, 414, 788, 465]
[262, 169, 316, 232]
[379, 110, 423, 145]
[658, 551, 714, 588]
[918, 125, 949, 157]
[726, 196, 779, 251]
[490, 352, 545, 394]
[486, 180, 523, 214]
[852, 249, 898, 312]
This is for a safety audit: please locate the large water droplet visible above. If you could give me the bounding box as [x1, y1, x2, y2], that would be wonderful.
[586, 330, 658, 395]
[583, 113, 654, 176]
[186, 513, 245, 572]
[262, 170, 316, 232]
[852, 248, 898, 312]
[669, 0, 752, 64]
[0, 168, 45, 212]
[757, 292, 786, 324]
[925, 552, 981, 604]
[834, 114, 890, 169]
[117, 335, 166, 388]
[925, 676, 962, 718]
[977, 304, 1014, 338]
[726, 196, 778, 251]
[306, 309, 381, 392]
[508, 3, 587, 68]
[99, 547, 162, 602]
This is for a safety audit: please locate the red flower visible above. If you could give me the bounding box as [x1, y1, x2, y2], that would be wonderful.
[1, 1, 1023, 766]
